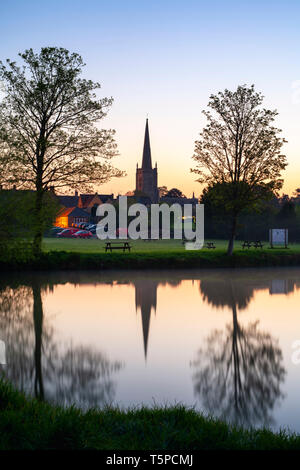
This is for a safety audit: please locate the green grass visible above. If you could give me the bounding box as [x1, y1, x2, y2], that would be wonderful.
[43, 237, 300, 254]
[0, 379, 300, 450]
[2, 238, 300, 270]
[43, 237, 194, 253]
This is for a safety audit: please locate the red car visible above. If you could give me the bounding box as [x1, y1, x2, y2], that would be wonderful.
[71, 230, 93, 239]
[57, 228, 79, 238]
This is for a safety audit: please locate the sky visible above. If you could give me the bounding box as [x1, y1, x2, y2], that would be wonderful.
[0, 0, 300, 197]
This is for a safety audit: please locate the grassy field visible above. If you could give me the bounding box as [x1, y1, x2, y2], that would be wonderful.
[1, 379, 300, 450]
[2, 238, 300, 270]
[43, 237, 300, 254]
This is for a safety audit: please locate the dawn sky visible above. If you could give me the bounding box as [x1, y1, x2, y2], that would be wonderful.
[1, 0, 300, 196]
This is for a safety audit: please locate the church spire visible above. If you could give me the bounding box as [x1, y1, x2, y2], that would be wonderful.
[142, 118, 152, 169]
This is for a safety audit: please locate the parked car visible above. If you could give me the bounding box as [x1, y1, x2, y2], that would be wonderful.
[71, 230, 93, 239]
[46, 227, 64, 237]
[57, 228, 79, 238]
[86, 224, 96, 230]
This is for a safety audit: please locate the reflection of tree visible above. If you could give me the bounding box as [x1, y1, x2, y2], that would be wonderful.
[192, 278, 286, 428]
[200, 278, 254, 310]
[32, 280, 44, 400]
[48, 346, 122, 408]
[0, 280, 123, 408]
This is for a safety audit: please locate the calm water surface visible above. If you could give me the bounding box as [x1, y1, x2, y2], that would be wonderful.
[1, 268, 300, 432]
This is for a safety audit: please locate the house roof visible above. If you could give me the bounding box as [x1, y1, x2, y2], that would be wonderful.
[160, 196, 198, 205]
[57, 206, 89, 218]
[56, 195, 79, 208]
[98, 194, 114, 203]
[79, 194, 98, 207]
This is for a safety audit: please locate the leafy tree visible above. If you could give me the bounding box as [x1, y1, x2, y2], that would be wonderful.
[192, 85, 287, 255]
[0, 189, 58, 241]
[165, 188, 186, 198]
[0, 47, 124, 255]
[200, 181, 277, 241]
[158, 186, 168, 197]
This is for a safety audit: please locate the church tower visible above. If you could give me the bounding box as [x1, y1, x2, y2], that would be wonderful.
[136, 119, 158, 203]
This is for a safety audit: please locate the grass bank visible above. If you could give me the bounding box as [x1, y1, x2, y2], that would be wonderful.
[2, 247, 300, 271]
[0, 380, 300, 451]
[0, 380, 300, 450]
[2, 238, 300, 271]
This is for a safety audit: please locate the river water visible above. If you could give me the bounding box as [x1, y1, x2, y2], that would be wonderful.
[1, 268, 300, 432]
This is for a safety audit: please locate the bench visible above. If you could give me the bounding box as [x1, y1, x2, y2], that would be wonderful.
[242, 240, 264, 249]
[204, 241, 216, 249]
[242, 240, 252, 249]
[105, 241, 131, 252]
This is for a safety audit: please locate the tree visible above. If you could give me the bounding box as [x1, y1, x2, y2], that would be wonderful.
[0, 47, 124, 255]
[165, 188, 186, 198]
[192, 85, 287, 255]
[158, 186, 168, 197]
[200, 181, 277, 241]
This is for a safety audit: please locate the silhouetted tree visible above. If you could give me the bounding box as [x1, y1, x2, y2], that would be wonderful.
[0, 47, 124, 255]
[192, 85, 287, 255]
[165, 188, 186, 198]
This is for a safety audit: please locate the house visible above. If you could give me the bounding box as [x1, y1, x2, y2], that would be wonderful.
[78, 193, 114, 221]
[78, 193, 104, 220]
[53, 189, 115, 227]
[55, 206, 90, 228]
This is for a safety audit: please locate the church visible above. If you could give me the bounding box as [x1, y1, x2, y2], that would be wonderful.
[135, 119, 159, 203]
[135, 119, 198, 206]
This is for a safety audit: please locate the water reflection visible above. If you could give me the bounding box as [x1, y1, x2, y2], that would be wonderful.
[191, 278, 287, 428]
[0, 278, 123, 408]
[1, 269, 300, 430]
[134, 280, 158, 359]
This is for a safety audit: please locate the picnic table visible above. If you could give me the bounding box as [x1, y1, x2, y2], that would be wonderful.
[242, 240, 252, 249]
[204, 241, 216, 249]
[105, 241, 131, 252]
[242, 240, 263, 249]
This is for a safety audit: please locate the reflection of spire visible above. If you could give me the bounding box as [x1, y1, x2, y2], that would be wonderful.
[134, 280, 158, 359]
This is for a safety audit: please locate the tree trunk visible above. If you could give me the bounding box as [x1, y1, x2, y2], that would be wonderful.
[227, 214, 238, 256]
[33, 187, 44, 257]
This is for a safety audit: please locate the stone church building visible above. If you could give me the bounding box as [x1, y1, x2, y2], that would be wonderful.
[135, 119, 159, 203]
[135, 119, 198, 206]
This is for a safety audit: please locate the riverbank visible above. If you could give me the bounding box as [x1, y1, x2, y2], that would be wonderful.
[1, 248, 300, 271]
[0, 380, 299, 450]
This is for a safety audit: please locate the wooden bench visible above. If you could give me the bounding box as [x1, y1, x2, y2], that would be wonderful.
[105, 241, 131, 252]
[204, 241, 216, 249]
[253, 240, 264, 249]
[242, 240, 252, 249]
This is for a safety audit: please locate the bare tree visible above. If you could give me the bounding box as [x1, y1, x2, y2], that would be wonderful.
[0, 47, 124, 255]
[192, 85, 287, 255]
